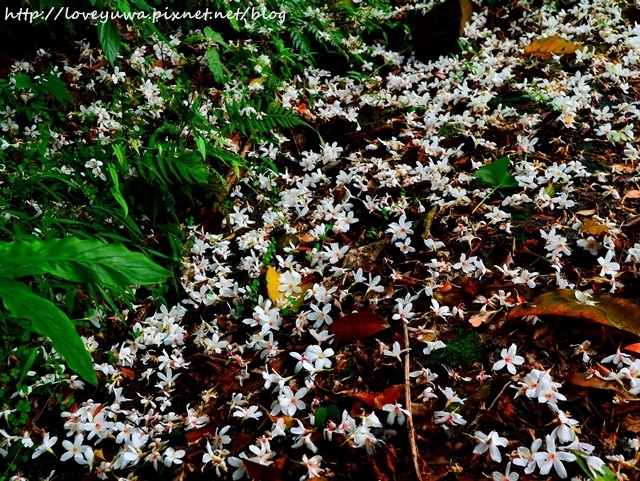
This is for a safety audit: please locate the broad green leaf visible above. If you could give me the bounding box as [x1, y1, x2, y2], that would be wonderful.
[41, 74, 75, 105]
[572, 452, 617, 481]
[206, 48, 225, 83]
[182, 34, 204, 44]
[141, 17, 172, 46]
[508, 289, 640, 336]
[0, 279, 97, 385]
[116, 0, 131, 12]
[315, 404, 339, 428]
[543, 183, 555, 197]
[0, 238, 170, 288]
[11, 74, 34, 90]
[130, 0, 152, 10]
[473, 156, 518, 188]
[97, 20, 122, 65]
[203, 27, 225, 44]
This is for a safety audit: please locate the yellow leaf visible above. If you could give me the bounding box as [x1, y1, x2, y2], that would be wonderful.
[249, 76, 267, 86]
[266, 265, 284, 304]
[93, 449, 106, 463]
[459, 0, 473, 36]
[265, 266, 310, 310]
[524, 36, 579, 56]
[580, 218, 609, 237]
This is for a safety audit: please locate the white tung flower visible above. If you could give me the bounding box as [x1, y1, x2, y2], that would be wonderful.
[473, 430, 508, 463]
[493, 344, 525, 375]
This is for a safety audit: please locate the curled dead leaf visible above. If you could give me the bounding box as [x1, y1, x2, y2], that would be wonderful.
[343, 239, 387, 270]
[622, 215, 640, 229]
[267, 413, 297, 428]
[469, 310, 498, 327]
[121, 367, 135, 380]
[459, 0, 472, 36]
[623, 190, 640, 203]
[374, 384, 405, 410]
[577, 209, 597, 216]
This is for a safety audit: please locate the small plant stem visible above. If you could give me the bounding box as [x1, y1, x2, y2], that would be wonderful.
[471, 185, 499, 215]
[403, 321, 423, 481]
[466, 381, 512, 433]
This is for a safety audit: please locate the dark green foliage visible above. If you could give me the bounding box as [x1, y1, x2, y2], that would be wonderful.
[290, 29, 314, 57]
[0, 238, 170, 384]
[97, 19, 122, 65]
[224, 99, 311, 138]
[136, 143, 211, 188]
[424, 330, 484, 369]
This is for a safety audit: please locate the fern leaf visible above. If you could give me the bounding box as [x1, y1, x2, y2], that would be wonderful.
[290, 29, 312, 56]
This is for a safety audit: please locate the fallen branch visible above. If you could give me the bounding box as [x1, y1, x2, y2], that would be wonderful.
[403, 321, 423, 481]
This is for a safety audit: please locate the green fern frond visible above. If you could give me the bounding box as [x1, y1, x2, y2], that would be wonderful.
[223, 99, 310, 137]
[289, 30, 313, 56]
[136, 145, 210, 187]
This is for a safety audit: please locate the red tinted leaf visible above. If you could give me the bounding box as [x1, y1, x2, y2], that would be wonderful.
[185, 424, 216, 444]
[507, 289, 640, 336]
[374, 384, 405, 410]
[350, 384, 404, 409]
[350, 392, 376, 407]
[624, 343, 640, 354]
[328, 311, 390, 344]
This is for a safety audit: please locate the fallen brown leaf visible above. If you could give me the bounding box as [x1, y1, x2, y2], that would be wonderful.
[507, 289, 640, 337]
[623, 190, 640, 203]
[568, 371, 634, 401]
[621, 414, 640, 433]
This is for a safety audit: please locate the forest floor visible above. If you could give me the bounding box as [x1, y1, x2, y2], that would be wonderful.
[4, 1, 640, 480]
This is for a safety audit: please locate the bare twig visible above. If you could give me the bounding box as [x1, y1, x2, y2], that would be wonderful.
[466, 380, 512, 434]
[403, 322, 423, 481]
